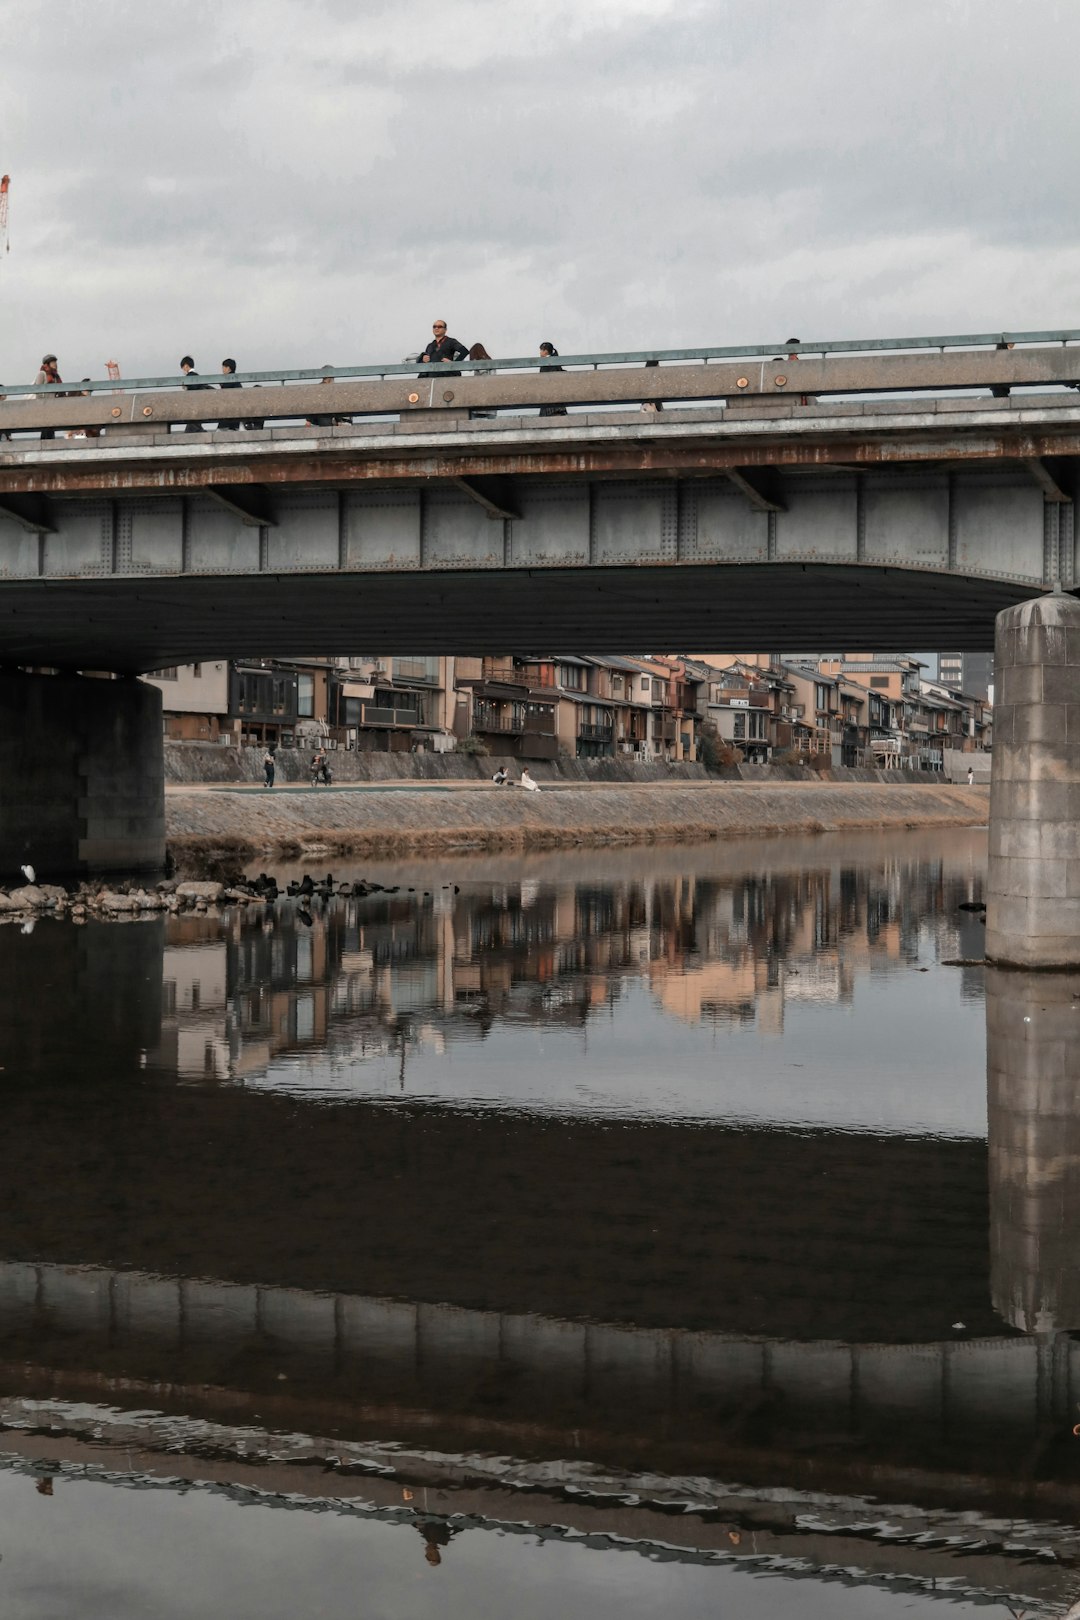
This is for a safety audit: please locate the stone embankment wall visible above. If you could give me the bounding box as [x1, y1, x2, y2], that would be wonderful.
[166, 779, 988, 862]
[165, 741, 946, 788]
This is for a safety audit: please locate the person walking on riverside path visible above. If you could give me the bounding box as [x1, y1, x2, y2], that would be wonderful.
[263, 746, 276, 788]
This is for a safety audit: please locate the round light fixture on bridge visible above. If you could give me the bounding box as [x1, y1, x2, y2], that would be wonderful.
[442, 390, 455, 403]
[142, 406, 154, 416]
[407, 392, 420, 403]
[774, 376, 787, 387]
[110, 407, 122, 418]
[736, 377, 749, 389]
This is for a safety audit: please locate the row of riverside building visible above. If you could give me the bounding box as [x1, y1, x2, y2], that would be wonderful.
[143, 651, 991, 771]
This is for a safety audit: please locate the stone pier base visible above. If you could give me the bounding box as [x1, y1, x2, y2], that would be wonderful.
[985, 590, 1080, 968]
[0, 672, 164, 880]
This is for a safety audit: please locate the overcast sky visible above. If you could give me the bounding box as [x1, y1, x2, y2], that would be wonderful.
[2, 0, 1078, 383]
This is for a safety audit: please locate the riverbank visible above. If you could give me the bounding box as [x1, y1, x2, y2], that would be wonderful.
[166, 779, 989, 863]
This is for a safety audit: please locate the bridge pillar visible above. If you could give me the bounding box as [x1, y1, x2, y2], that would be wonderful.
[985, 590, 1080, 968]
[0, 672, 164, 880]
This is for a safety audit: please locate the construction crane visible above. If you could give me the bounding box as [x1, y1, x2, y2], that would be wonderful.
[0, 175, 9, 255]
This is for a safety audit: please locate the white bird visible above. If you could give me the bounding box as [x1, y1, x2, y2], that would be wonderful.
[20, 863, 34, 884]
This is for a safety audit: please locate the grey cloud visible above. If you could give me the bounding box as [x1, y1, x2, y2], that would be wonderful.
[2, 0, 1079, 384]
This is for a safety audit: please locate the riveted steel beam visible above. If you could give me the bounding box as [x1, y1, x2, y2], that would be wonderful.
[205, 484, 278, 526]
[727, 469, 786, 512]
[0, 494, 54, 533]
[1023, 457, 1072, 502]
[451, 476, 520, 520]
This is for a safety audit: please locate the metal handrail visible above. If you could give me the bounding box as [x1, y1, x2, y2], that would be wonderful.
[9, 326, 1080, 395]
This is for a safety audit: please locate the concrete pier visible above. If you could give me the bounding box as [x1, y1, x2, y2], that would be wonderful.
[985, 590, 1080, 968]
[0, 672, 164, 879]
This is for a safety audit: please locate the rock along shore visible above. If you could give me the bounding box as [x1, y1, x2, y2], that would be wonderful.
[165, 780, 989, 864]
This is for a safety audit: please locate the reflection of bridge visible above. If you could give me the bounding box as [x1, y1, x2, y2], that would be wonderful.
[3, 912, 1080, 1605]
[0, 1392, 1073, 1616]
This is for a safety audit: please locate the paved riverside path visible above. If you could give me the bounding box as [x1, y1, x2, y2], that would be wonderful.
[165, 779, 988, 857]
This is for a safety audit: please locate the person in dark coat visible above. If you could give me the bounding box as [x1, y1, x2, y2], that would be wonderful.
[538, 341, 568, 417]
[419, 320, 467, 376]
[35, 354, 62, 440]
[218, 358, 242, 429]
[179, 356, 210, 432]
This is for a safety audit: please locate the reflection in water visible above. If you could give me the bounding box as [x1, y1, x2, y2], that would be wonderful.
[145, 833, 989, 1131]
[988, 967, 1080, 1336]
[4, 832, 1080, 1615]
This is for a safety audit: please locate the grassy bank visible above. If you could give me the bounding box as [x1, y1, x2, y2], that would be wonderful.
[166, 780, 989, 865]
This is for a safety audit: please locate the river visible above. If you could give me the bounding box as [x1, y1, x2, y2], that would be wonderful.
[2, 826, 1079, 1617]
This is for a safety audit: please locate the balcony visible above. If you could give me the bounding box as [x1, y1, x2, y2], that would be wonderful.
[579, 722, 614, 742]
[360, 705, 421, 727]
[473, 711, 524, 735]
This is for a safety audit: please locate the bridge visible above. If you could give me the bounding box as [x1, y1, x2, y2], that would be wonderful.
[1, 327, 1080, 665]
[2, 327, 1080, 888]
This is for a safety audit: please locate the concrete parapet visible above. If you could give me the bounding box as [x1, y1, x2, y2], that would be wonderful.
[0, 672, 164, 880]
[986, 591, 1080, 967]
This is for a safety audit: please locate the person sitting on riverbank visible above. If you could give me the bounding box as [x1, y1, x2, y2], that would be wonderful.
[520, 767, 540, 791]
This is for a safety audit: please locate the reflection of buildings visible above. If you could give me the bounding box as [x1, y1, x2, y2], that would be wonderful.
[144, 853, 985, 1081]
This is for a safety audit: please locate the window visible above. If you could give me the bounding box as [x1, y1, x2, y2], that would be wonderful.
[870, 676, 890, 689]
[191, 663, 202, 678]
[640, 677, 651, 693]
[748, 711, 767, 740]
[151, 667, 178, 681]
[733, 713, 746, 739]
[611, 675, 623, 694]
[559, 663, 584, 690]
[297, 673, 315, 718]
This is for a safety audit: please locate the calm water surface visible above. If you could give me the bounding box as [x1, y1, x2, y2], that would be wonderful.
[2, 826, 1080, 1618]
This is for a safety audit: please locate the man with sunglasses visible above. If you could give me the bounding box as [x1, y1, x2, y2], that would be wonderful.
[419, 319, 467, 376]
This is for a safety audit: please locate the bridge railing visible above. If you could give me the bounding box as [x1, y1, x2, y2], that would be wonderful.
[7, 326, 1080, 396]
[4, 327, 1080, 438]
